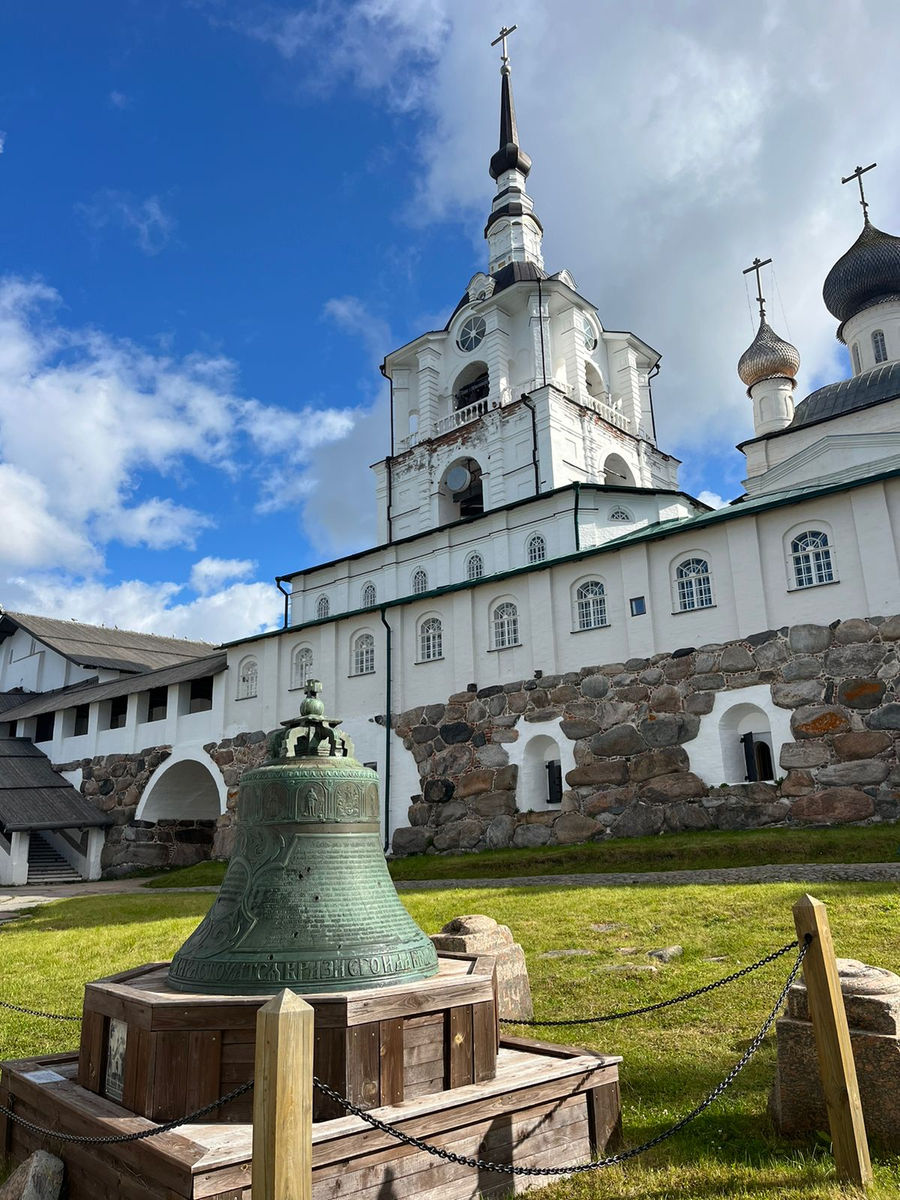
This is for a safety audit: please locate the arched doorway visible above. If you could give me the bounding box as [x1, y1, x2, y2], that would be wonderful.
[718, 703, 776, 783]
[137, 756, 225, 821]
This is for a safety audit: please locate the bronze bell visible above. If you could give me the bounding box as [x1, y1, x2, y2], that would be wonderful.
[167, 682, 439, 994]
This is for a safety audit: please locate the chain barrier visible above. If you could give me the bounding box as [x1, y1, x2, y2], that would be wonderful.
[0, 999, 80, 1023]
[0, 933, 810, 1164]
[311, 935, 810, 1177]
[499, 937, 801, 1027]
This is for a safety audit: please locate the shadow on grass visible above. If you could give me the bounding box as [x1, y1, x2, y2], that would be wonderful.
[6, 893, 214, 933]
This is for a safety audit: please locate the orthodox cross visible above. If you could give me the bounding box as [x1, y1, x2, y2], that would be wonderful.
[491, 24, 518, 65]
[742, 256, 772, 321]
[841, 162, 877, 220]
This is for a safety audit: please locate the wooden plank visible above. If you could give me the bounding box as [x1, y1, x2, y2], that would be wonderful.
[379, 1019, 404, 1106]
[122, 1025, 154, 1115]
[185, 1031, 222, 1115]
[252, 990, 313, 1200]
[313, 1026, 347, 1122]
[221, 1041, 255, 1066]
[402, 1041, 444, 1068]
[500, 1034, 621, 1065]
[77, 1008, 106, 1093]
[152, 1031, 190, 1121]
[586, 1078, 622, 1155]
[472, 1001, 497, 1084]
[348, 1023, 380, 1109]
[446, 1005, 473, 1090]
[793, 894, 872, 1189]
[401, 1014, 443, 1047]
[341, 979, 494, 1027]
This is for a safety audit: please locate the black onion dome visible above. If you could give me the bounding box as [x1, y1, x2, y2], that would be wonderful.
[823, 219, 900, 325]
[737, 317, 800, 388]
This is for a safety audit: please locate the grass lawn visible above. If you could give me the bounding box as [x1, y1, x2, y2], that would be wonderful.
[143, 821, 900, 890]
[1, 880, 898, 1198]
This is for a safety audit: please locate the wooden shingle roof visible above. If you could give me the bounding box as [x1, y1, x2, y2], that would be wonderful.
[0, 739, 112, 832]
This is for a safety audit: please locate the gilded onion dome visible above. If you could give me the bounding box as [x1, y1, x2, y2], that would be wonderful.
[737, 317, 801, 389]
[822, 218, 900, 329]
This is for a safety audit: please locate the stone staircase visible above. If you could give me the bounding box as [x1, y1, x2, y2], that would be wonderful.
[26, 833, 82, 884]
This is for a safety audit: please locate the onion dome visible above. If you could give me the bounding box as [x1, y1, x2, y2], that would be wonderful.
[738, 317, 801, 388]
[823, 219, 900, 327]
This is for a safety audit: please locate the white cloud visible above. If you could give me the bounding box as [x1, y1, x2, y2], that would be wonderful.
[0, 132, 6, 155]
[100, 499, 214, 550]
[697, 490, 727, 510]
[0, 464, 98, 570]
[76, 190, 177, 255]
[189, 555, 257, 595]
[108, 91, 131, 109]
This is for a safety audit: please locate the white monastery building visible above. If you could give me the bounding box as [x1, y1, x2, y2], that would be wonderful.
[2, 44, 900, 879]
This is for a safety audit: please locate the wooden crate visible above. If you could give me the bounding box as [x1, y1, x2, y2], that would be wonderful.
[0, 1039, 622, 1200]
[77, 955, 498, 1122]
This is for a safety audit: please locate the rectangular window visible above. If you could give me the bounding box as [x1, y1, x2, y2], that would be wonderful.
[106, 695, 128, 730]
[187, 676, 214, 714]
[143, 686, 168, 723]
[34, 711, 55, 743]
[73, 704, 89, 736]
[629, 596, 646, 616]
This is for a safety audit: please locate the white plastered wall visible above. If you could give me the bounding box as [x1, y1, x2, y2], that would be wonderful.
[689, 684, 793, 786]
[505, 717, 577, 811]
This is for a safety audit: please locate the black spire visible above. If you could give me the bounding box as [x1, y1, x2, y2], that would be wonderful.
[489, 54, 532, 180]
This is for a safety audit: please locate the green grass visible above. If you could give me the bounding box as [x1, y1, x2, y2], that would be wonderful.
[1, 881, 898, 1198]
[143, 822, 900, 890]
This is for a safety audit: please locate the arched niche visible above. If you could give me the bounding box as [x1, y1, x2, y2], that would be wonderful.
[603, 453, 635, 487]
[136, 754, 227, 822]
[506, 721, 577, 813]
[689, 684, 792, 787]
[718, 702, 775, 783]
[437, 456, 484, 523]
[451, 362, 490, 412]
[585, 362, 606, 399]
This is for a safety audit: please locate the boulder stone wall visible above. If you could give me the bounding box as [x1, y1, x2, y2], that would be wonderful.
[390, 615, 900, 856]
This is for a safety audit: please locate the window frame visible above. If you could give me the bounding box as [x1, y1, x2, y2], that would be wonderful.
[412, 568, 428, 595]
[361, 581, 377, 608]
[290, 645, 313, 690]
[236, 656, 259, 700]
[465, 551, 485, 581]
[788, 527, 837, 590]
[491, 600, 520, 650]
[351, 631, 376, 676]
[573, 579, 609, 631]
[673, 556, 714, 612]
[417, 615, 444, 663]
[315, 594, 330, 620]
[526, 533, 546, 564]
[872, 329, 888, 364]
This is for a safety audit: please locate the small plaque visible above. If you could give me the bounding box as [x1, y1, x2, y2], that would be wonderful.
[23, 1069, 65, 1084]
[104, 1018, 127, 1102]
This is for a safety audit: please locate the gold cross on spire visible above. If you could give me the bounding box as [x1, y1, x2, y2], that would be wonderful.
[491, 24, 518, 65]
[841, 162, 877, 220]
[742, 256, 773, 321]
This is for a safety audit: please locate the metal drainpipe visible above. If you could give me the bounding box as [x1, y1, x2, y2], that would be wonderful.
[647, 362, 660, 443]
[379, 607, 393, 852]
[276, 578, 291, 628]
[573, 481, 581, 551]
[520, 393, 540, 495]
[380, 363, 395, 542]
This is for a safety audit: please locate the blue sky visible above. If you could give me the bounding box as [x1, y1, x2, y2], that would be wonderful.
[2, 1, 899, 641]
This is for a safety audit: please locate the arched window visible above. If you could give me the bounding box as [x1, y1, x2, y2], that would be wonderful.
[492, 602, 519, 649]
[851, 342, 861, 374]
[361, 582, 376, 608]
[412, 568, 428, 595]
[791, 530, 835, 588]
[466, 552, 485, 581]
[290, 646, 313, 690]
[575, 581, 607, 630]
[237, 657, 258, 699]
[608, 506, 632, 523]
[315, 595, 330, 620]
[352, 632, 375, 675]
[872, 329, 887, 364]
[526, 533, 546, 564]
[675, 558, 713, 611]
[419, 617, 443, 662]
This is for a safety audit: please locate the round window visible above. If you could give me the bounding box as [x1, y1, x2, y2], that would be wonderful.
[580, 313, 597, 351]
[457, 315, 487, 353]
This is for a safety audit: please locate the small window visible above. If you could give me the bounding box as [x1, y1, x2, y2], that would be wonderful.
[791, 530, 835, 589]
[34, 711, 55, 743]
[851, 342, 861, 374]
[107, 695, 128, 730]
[575, 581, 607, 630]
[492, 602, 519, 649]
[629, 596, 646, 616]
[675, 558, 713, 611]
[352, 632, 375, 675]
[466, 552, 485, 581]
[187, 676, 213, 714]
[315, 595, 330, 619]
[145, 686, 167, 723]
[872, 329, 887, 364]
[72, 703, 89, 737]
[291, 646, 313, 690]
[609, 507, 632, 523]
[237, 657, 258, 699]
[361, 582, 377, 608]
[419, 617, 443, 662]
[412, 568, 428, 595]
[526, 533, 546, 564]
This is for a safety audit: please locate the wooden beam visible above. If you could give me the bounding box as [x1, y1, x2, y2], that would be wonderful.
[252, 990, 314, 1200]
[792, 894, 872, 1189]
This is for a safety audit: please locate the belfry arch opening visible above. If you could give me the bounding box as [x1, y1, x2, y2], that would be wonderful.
[603, 453, 635, 487]
[137, 757, 224, 822]
[520, 734, 563, 811]
[438, 457, 484, 523]
[452, 362, 490, 412]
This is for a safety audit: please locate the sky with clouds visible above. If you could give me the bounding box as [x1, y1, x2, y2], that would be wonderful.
[1, 1, 898, 643]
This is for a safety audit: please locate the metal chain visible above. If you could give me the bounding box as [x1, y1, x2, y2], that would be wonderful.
[311, 936, 810, 1178]
[500, 937, 800, 1027]
[0, 1081, 253, 1145]
[0, 1000, 80, 1023]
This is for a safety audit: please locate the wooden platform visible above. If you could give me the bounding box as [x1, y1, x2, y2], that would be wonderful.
[77, 955, 498, 1122]
[0, 1039, 622, 1200]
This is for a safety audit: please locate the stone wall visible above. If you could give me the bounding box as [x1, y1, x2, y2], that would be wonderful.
[204, 730, 270, 860]
[390, 615, 900, 855]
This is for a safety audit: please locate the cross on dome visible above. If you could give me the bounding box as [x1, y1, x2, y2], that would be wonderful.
[841, 162, 877, 223]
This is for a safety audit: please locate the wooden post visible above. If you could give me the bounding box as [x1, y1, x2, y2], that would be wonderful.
[792, 894, 872, 1190]
[252, 990, 314, 1200]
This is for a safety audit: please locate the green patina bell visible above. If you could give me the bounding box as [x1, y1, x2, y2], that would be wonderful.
[167, 682, 439, 995]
